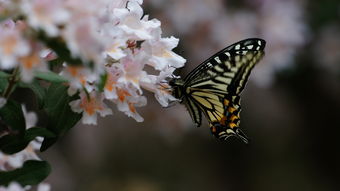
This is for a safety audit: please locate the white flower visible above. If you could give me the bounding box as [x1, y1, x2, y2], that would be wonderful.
[0, 138, 41, 169]
[0, 0, 186, 124]
[0, 97, 6, 108]
[103, 65, 122, 100]
[69, 91, 112, 125]
[115, 91, 146, 122]
[0, 182, 29, 191]
[0, 20, 30, 69]
[117, 50, 149, 92]
[60, 65, 97, 96]
[37, 183, 50, 191]
[62, 18, 106, 64]
[142, 30, 186, 70]
[20, 0, 70, 37]
[0, 182, 50, 191]
[141, 67, 177, 107]
[18, 45, 47, 82]
[21, 105, 37, 129]
[114, 1, 160, 40]
[105, 37, 127, 60]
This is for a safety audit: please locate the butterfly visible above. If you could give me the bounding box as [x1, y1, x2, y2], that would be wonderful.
[169, 38, 266, 143]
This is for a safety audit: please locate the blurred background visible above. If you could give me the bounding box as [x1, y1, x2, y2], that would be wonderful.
[41, 0, 340, 190]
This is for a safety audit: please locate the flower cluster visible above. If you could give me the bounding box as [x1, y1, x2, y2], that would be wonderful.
[0, 0, 186, 124]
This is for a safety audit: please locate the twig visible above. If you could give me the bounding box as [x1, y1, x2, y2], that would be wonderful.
[3, 67, 19, 98]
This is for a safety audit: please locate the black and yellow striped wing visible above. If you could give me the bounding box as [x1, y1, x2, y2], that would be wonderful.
[182, 38, 266, 142]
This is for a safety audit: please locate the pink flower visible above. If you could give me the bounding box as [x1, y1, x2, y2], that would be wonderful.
[69, 91, 112, 125]
[20, 0, 70, 37]
[114, 1, 160, 40]
[104, 65, 122, 99]
[0, 20, 30, 69]
[117, 50, 149, 92]
[142, 29, 186, 70]
[115, 88, 146, 122]
[60, 65, 97, 96]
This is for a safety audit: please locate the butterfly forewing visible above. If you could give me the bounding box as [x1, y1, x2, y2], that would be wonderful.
[185, 39, 265, 93]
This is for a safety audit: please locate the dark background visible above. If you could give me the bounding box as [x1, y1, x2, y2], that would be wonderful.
[42, 0, 340, 190]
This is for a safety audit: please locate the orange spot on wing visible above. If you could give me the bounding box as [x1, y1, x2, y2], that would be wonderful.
[228, 107, 236, 113]
[220, 115, 227, 126]
[224, 99, 230, 106]
[229, 123, 237, 129]
[230, 114, 238, 122]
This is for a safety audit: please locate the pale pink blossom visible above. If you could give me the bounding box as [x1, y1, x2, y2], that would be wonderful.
[62, 19, 106, 64]
[114, 1, 160, 40]
[0, 182, 29, 191]
[105, 37, 127, 60]
[0, 182, 50, 191]
[20, 0, 70, 37]
[115, 89, 146, 122]
[18, 44, 47, 82]
[0, 97, 6, 108]
[117, 50, 149, 92]
[69, 92, 112, 125]
[0, 0, 186, 124]
[60, 65, 97, 96]
[0, 20, 30, 69]
[37, 183, 50, 191]
[104, 65, 122, 99]
[141, 67, 177, 107]
[142, 30, 186, 70]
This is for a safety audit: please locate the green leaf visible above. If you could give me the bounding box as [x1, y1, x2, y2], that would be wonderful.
[0, 160, 51, 186]
[0, 71, 10, 78]
[0, 100, 25, 134]
[0, 78, 8, 93]
[97, 71, 107, 92]
[25, 127, 56, 140]
[48, 58, 64, 70]
[0, 128, 55, 154]
[34, 71, 68, 83]
[18, 80, 46, 109]
[41, 83, 81, 151]
[0, 134, 27, 154]
[39, 137, 58, 152]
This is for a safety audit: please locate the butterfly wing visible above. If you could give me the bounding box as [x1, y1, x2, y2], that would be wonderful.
[184, 38, 265, 95]
[182, 38, 265, 142]
[182, 95, 202, 127]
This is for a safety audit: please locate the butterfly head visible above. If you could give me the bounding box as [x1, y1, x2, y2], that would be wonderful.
[168, 78, 185, 100]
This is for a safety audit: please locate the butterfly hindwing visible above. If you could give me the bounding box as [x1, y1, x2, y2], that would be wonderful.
[182, 95, 202, 127]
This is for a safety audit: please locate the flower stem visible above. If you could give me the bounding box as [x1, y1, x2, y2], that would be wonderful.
[3, 67, 19, 99]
